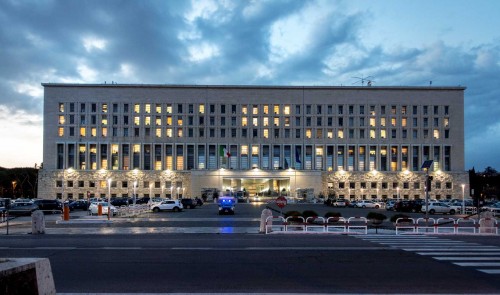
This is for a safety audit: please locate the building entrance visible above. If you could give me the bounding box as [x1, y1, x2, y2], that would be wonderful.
[221, 177, 291, 197]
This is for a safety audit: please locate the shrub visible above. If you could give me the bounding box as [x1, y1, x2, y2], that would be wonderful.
[324, 212, 342, 218]
[302, 210, 319, 219]
[390, 213, 410, 223]
[284, 210, 301, 218]
[366, 212, 387, 221]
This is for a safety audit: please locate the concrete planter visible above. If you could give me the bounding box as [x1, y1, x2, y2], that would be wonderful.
[0, 258, 56, 295]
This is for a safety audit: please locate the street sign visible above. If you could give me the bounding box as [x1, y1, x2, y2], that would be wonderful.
[276, 196, 287, 209]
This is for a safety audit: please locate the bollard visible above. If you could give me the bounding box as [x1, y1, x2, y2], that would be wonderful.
[97, 204, 102, 216]
[259, 209, 273, 233]
[31, 210, 46, 234]
[63, 205, 70, 221]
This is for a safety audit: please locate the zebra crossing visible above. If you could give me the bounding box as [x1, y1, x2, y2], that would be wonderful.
[354, 234, 500, 275]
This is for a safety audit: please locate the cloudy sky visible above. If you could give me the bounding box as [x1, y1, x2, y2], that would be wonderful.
[1, 0, 499, 171]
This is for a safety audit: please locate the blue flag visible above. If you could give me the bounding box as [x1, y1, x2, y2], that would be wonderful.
[295, 146, 301, 164]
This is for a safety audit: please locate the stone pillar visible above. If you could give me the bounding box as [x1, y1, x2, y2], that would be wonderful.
[31, 211, 45, 234]
[259, 209, 273, 233]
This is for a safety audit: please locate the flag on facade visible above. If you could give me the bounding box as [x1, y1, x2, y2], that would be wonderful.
[295, 146, 301, 164]
[219, 145, 231, 158]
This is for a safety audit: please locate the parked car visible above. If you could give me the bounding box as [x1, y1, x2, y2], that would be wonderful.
[332, 199, 347, 207]
[385, 200, 397, 211]
[110, 197, 130, 207]
[482, 202, 500, 214]
[181, 198, 197, 209]
[33, 199, 63, 214]
[68, 200, 90, 211]
[7, 202, 39, 216]
[355, 200, 382, 209]
[150, 200, 183, 212]
[348, 200, 358, 208]
[421, 202, 456, 215]
[88, 202, 117, 216]
[394, 200, 422, 213]
[135, 197, 150, 204]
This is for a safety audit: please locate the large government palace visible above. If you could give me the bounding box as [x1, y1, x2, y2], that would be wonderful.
[37, 83, 468, 201]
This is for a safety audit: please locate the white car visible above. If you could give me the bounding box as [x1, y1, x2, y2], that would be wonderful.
[355, 200, 382, 209]
[150, 200, 183, 212]
[88, 202, 117, 216]
[421, 202, 456, 215]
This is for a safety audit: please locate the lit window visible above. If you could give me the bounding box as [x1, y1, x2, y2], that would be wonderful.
[391, 118, 396, 127]
[402, 117, 407, 127]
[263, 105, 269, 115]
[59, 115, 65, 125]
[370, 129, 376, 139]
[380, 118, 386, 127]
[134, 117, 140, 125]
[199, 104, 205, 114]
[252, 118, 258, 127]
[242, 106, 248, 115]
[444, 118, 449, 127]
[166, 116, 172, 125]
[102, 127, 107, 137]
[102, 104, 108, 113]
[91, 128, 97, 137]
[145, 104, 151, 114]
[242, 117, 247, 127]
[380, 129, 386, 139]
[101, 116, 107, 125]
[263, 117, 269, 127]
[252, 105, 258, 115]
[274, 105, 280, 114]
[59, 103, 64, 112]
[433, 129, 439, 139]
[263, 129, 269, 138]
[156, 104, 162, 113]
[338, 130, 344, 139]
[284, 105, 290, 115]
[274, 117, 279, 126]
[58, 127, 64, 136]
[316, 147, 323, 156]
[166, 128, 173, 137]
[241, 145, 248, 155]
[166, 104, 172, 114]
[133, 144, 140, 153]
[80, 127, 86, 137]
[284, 117, 290, 127]
[155, 117, 161, 125]
[252, 145, 259, 154]
[134, 104, 140, 113]
[156, 128, 161, 137]
[145, 116, 151, 126]
[327, 130, 333, 138]
[306, 129, 312, 138]
[177, 128, 183, 137]
[370, 118, 375, 127]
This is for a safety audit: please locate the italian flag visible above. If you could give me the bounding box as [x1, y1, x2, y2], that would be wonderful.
[219, 146, 230, 158]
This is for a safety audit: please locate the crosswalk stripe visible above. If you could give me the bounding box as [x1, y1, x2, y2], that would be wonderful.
[354, 234, 500, 274]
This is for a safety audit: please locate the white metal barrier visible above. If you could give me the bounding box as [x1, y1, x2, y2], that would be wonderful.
[395, 217, 416, 234]
[347, 217, 368, 234]
[326, 217, 347, 233]
[478, 218, 498, 234]
[285, 216, 306, 231]
[265, 216, 286, 234]
[305, 216, 326, 232]
[435, 217, 456, 234]
[455, 217, 476, 234]
[415, 217, 436, 233]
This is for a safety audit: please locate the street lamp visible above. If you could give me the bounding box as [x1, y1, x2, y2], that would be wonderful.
[177, 187, 180, 199]
[12, 181, 17, 199]
[396, 187, 400, 201]
[107, 178, 112, 220]
[461, 184, 465, 214]
[149, 183, 153, 204]
[170, 186, 174, 199]
[161, 185, 165, 199]
[133, 181, 137, 205]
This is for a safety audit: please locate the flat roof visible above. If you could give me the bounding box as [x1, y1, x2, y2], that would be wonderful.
[41, 83, 466, 91]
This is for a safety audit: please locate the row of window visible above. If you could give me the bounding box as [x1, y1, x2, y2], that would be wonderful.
[58, 126, 449, 140]
[59, 102, 451, 116]
[56, 143, 452, 172]
[58, 114, 451, 128]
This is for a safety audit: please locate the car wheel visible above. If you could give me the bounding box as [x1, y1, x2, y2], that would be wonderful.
[153, 207, 160, 213]
[411, 208, 416, 213]
[429, 209, 435, 214]
[173, 207, 179, 212]
[449, 209, 456, 215]
[362, 205, 366, 208]
[375, 205, 379, 209]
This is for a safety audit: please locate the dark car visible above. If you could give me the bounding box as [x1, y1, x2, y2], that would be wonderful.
[8, 202, 39, 216]
[68, 200, 90, 211]
[394, 200, 422, 213]
[181, 198, 197, 209]
[33, 199, 63, 214]
[135, 197, 150, 204]
[110, 198, 131, 207]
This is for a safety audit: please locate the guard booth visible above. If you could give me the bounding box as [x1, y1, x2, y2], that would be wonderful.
[296, 188, 315, 202]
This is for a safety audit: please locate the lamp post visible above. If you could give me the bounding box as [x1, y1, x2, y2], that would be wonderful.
[133, 181, 137, 205]
[161, 185, 165, 199]
[177, 187, 180, 199]
[170, 186, 174, 199]
[461, 184, 465, 214]
[12, 181, 17, 199]
[107, 178, 112, 220]
[183, 187, 186, 198]
[396, 187, 400, 201]
[149, 183, 153, 203]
